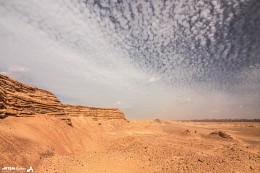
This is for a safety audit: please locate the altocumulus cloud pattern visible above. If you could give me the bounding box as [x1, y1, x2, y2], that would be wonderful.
[0, 0, 259, 119]
[85, 0, 260, 88]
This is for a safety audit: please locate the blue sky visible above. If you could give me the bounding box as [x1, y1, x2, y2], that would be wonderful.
[0, 0, 259, 119]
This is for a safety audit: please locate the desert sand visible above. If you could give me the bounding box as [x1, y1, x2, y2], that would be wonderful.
[0, 116, 260, 173]
[0, 74, 260, 172]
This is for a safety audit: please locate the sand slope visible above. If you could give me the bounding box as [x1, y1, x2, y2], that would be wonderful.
[0, 116, 259, 173]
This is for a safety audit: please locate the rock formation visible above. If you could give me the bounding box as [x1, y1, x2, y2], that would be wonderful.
[0, 74, 65, 118]
[209, 131, 233, 139]
[63, 104, 126, 120]
[0, 74, 126, 120]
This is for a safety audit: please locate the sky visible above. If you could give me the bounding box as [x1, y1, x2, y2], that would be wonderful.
[0, 0, 259, 119]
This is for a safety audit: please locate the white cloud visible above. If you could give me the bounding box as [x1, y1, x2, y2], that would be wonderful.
[115, 101, 121, 105]
[0, 65, 29, 79]
[0, 0, 152, 115]
[7, 65, 28, 74]
[148, 77, 161, 83]
[0, 0, 259, 119]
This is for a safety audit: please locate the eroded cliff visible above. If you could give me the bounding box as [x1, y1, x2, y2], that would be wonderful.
[0, 74, 126, 120]
[0, 74, 65, 118]
[63, 104, 125, 120]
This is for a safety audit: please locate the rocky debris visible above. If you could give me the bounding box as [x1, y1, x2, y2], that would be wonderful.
[40, 146, 55, 159]
[0, 114, 259, 173]
[186, 129, 191, 133]
[60, 118, 73, 127]
[198, 158, 203, 162]
[0, 74, 126, 121]
[209, 131, 233, 139]
[154, 119, 161, 123]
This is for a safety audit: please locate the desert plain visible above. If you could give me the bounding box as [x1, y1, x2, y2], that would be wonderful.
[0, 74, 260, 173]
[0, 116, 260, 173]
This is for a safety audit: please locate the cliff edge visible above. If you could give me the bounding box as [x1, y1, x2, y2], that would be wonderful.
[0, 74, 126, 120]
[63, 104, 125, 120]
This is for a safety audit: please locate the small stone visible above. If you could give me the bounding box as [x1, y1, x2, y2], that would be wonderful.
[198, 158, 203, 162]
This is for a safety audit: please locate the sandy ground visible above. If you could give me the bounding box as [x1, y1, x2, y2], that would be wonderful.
[0, 116, 259, 173]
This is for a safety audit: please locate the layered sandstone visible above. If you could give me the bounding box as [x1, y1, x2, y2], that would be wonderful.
[0, 74, 65, 118]
[63, 104, 126, 120]
[0, 74, 126, 120]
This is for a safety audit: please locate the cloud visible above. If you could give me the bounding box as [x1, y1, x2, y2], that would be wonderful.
[0, 0, 151, 112]
[7, 65, 28, 74]
[148, 77, 161, 83]
[175, 98, 192, 104]
[113, 101, 132, 109]
[83, 0, 260, 89]
[0, 65, 29, 79]
[0, 0, 259, 119]
[115, 101, 121, 105]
